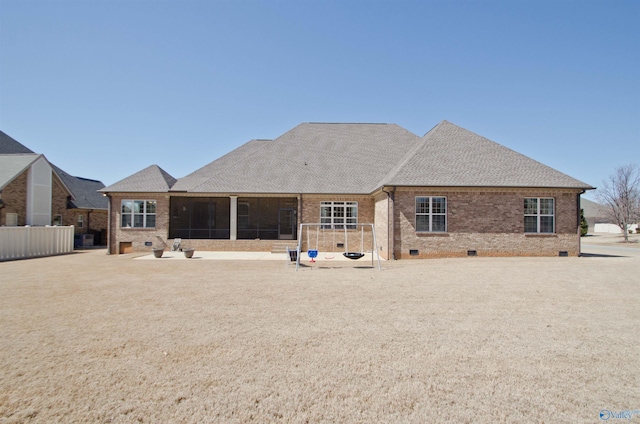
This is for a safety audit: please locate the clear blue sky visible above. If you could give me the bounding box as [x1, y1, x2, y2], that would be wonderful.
[1, 0, 638, 199]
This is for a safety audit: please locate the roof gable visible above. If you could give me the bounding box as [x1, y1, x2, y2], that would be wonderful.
[386, 121, 593, 189]
[101, 165, 177, 193]
[0, 154, 74, 198]
[0, 154, 41, 190]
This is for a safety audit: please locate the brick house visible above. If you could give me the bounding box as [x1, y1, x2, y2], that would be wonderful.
[0, 131, 108, 245]
[100, 121, 594, 258]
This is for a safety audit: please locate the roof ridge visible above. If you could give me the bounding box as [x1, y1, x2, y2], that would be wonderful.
[306, 122, 391, 125]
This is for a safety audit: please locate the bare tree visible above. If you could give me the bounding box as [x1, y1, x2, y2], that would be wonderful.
[597, 164, 640, 242]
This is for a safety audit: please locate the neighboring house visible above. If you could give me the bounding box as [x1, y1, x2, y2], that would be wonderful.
[100, 121, 594, 258]
[0, 130, 108, 246]
[580, 198, 610, 234]
[583, 197, 639, 234]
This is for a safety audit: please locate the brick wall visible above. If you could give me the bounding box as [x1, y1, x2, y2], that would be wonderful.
[51, 176, 69, 226]
[107, 194, 171, 254]
[393, 188, 581, 258]
[105, 189, 582, 258]
[298, 195, 376, 253]
[1, 171, 28, 226]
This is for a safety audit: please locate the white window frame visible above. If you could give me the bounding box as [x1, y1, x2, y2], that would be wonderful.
[415, 196, 447, 232]
[320, 201, 358, 229]
[77, 214, 84, 228]
[121, 200, 157, 229]
[524, 197, 555, 234]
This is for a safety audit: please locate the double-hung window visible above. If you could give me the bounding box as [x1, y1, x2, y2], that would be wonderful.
[320, 201, 357, 229]
[524, 198, 554, 233]
[121, 200, 157, 228]
[416, 196, 447, 232]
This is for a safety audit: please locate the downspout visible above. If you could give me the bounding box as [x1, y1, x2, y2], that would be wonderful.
[298, 194, 302, 245]
[87, 209, 92, 235]
[578, 190, 585, 256]
[105, 194, 111, 255]
[382, 186, 395, 260]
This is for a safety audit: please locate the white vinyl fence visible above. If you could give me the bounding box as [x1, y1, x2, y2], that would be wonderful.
[594, 223, 639, 234]
[0, 226, 74, 261]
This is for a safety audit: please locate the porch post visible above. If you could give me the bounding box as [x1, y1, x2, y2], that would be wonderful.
[230, 196, 238, 240]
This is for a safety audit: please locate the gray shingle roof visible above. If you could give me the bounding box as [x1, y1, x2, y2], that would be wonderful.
[51, 165, 108, 210]
[100, 165, 177, 193]
[386, 121, 593, 189]
[0, 131, 34, 154]
[171, 139, 272, 191]
[1, 130, 108, 207]
[581, 198, 609, 220]
[103, 121, 593, 195]
[181, 123, 421, 194]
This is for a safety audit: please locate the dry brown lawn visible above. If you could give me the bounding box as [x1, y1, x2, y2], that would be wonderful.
[1, 244, 639, 423]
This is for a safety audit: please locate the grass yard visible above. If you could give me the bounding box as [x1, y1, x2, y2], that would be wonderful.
[1, 244, 638, 423]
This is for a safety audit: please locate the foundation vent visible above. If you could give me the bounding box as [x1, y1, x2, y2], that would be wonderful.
[467, 250, 477, 256]
[409, 249, 419, 256]
[559, 251, 568, 257]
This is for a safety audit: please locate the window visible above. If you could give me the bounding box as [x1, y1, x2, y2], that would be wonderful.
[77, 215, 84, 228]
[52, 215, 63, 226]
[524, 198, 554, 233]
[121, 200, 156, 228]
[320, 201, 357, 229]
[416, 196, 447, 232]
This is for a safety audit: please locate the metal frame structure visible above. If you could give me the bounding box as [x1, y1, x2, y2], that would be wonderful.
[295, 223, 381, 271]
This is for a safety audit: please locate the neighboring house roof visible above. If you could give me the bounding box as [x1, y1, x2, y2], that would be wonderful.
[0, 131, 35, 154]
[581, 198, 610, 222]
[52, 164, 108, 210]
[102, 121, 594, 194]
[1, 130, 107, 208]
[100, 164, 177, 193]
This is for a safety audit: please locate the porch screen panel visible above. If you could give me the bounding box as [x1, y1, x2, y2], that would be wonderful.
[169, 197, 230, 239]
[237, 197, 297, 240]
